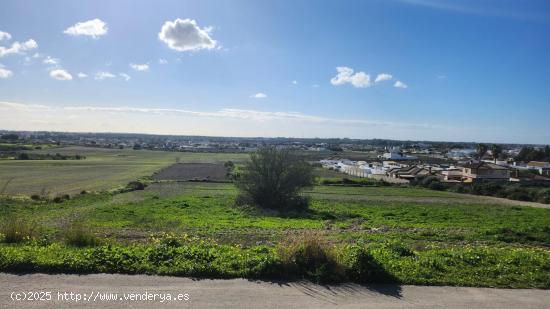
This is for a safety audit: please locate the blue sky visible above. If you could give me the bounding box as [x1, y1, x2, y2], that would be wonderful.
[0, 0, 549, 143]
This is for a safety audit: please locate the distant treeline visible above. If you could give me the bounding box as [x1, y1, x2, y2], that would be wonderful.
[414, 177, 550, 204]
[16, 153, 86, 160]
[515, 146, 550, 162]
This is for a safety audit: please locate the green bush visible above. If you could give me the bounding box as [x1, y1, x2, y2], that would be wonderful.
[236, 146, 314, 211]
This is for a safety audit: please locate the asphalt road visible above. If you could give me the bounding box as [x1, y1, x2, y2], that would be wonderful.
[1, 273, 549, 308]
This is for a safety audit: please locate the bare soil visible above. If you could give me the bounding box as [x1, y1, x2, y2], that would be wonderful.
[152, 163, 228, 181]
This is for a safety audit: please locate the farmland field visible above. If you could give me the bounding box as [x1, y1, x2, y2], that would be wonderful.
[153, 163, 229, 181]
[0, 146, 247, 195]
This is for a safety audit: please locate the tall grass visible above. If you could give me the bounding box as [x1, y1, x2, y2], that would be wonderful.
[62, 223, 100, 247]
[0, 216, 35, 243]
[277, 231, 344, 283]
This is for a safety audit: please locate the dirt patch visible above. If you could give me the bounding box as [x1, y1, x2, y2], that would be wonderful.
[153, 163, 229, 181]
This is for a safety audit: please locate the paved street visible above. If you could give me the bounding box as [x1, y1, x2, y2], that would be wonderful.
[1, 273, 549, 308]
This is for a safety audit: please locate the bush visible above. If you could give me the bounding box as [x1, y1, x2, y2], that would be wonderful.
[124, 180, 147, 192]
[63, 223, 100, 247]
[1, 216, 35, 243]
[236, 146, 314, 211]
[52, 194, 70, 203]
[277, 232, 344, 283]
[536, 189, 550, 204]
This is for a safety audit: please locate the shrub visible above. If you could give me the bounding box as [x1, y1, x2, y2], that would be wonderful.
[1, 216, 35, 243]
[52, 194, 70, 203]
[236, 146, 314, 211]
[277, 232, 344, 283]
[63, 223, 100, 247]
[125, 180, 147, 191]
[536, 189, 550, 204]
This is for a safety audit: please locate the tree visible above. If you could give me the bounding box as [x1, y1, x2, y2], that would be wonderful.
[236, 146, 314, 211]
[476, 144, 488, 161]
[1, 133, 18, 141]
[491, 144, 503, 163]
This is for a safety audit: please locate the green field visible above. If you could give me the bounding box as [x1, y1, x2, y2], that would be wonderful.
[1, 147, 549, 287]
[1, 181, 549, 287]
[0, 146, 247, 195]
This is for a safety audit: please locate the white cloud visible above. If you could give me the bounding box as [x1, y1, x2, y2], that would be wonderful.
[49, 69, 72, 81]
[158, 58, 168, 64]
[158, 18, 217, 52]
[0, 67, 13, 78]
[43, 56, 59, 65]
[95, 71, 116, 80]
[250, 92, 267, 99]
[330, 66, 371, 88]
[394, 80, 408, 88]
[0, 101, 443, 132]
[0, 31, 11, 41]
[64, 19, 108, 39]
[119, 73, 131, 81]
[77, 73, 88, 78]
[292, 80, 298, 85]
[0, 39, 38, 57]
[129, 63, 149, 71]
[375, 73, 393, 83]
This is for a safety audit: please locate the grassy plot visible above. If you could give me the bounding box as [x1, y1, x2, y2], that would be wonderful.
[0, 146, 247, 195]
[1, 182, 549, 287]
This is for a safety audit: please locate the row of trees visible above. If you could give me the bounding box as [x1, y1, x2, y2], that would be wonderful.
[515, 146, 550, 162]
[475, 144, 550, 163]
[475, 144, 503, 162]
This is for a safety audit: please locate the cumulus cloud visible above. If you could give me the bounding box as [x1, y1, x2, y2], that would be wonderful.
[43, 56, 59, 65]
[129, 63, 149, 71]
[49, 69, 72, 81]
[330, 66, 371, 88]
[94, 71, 116, 80]
[0, 67, 13, 78]
[158, 18, 217, 52]
[0, 31, 11, 41]
[119, 73, 131, 81]
[77, 73, 88, 78]
[250, 93, 267, 99]
[64, 19, 108, 38]
[158, 58, 168, 64]
[375, 73, 393, 83]
[0, 39, 38, 57]
[394, 80, 408, 88]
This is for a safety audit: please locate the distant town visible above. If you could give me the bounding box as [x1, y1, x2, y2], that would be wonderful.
[1, 130, 549, 185]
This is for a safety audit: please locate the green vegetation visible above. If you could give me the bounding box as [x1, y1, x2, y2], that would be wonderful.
[236, 146, 314, 211]
[414, 177, 550, 204]
[515, 146, 550, 162]
[0, 146, 248, 196]
[0, 145, 549, 288]
[0, 236, 548, 288]
[1, 181, 549, 288]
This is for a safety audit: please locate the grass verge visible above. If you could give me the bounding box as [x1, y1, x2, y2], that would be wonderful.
[0, 236, 548, 288]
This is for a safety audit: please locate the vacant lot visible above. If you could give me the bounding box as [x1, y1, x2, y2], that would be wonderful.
[0, 146, 247, 195]
[153, 163, 228, 181]
[1, 181, 549, 288]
